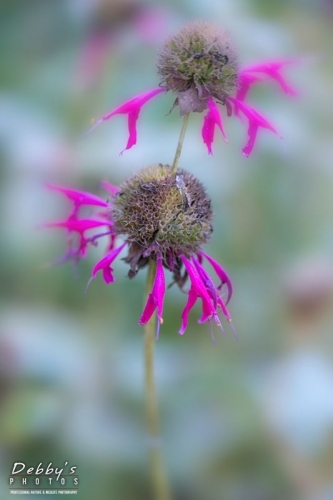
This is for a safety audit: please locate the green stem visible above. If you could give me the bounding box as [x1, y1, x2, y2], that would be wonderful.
[144, 260, 172, 500]
[171, 113, 190, 175]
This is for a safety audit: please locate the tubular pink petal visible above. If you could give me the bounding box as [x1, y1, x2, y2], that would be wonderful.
[228, 97, 280, 157]
[198, 251, 233, 303]
[45, 219, 112, 232]
[121, 108, 140, 153]
[46, 183, 109, 208]
[139, 258, 166, 328]
[241, 59, 298, 96]
[192, 258, 218, 308]
[180, 255, 216, 320]
[86, 87, 166, 151]
[179, 287, 198, 335]
[202, 97, 228, 154]
[91, 242, 126, 283]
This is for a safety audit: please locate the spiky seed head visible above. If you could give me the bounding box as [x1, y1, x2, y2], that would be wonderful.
[111, 164, 213, 277]
[157, 21, 239, 115]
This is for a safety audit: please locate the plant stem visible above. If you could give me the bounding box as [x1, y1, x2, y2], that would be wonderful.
[144, 260, 172, 500]
[171, 113, 190, 175]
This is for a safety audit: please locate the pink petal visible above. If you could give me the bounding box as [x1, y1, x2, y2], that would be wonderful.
[240, 59, 298, 97]
[139, 258, 166, 337]
[192, 258, 219, 308]
[202, 97, 228, 154]
[198, 251, 233, 303]
[86, 87, 166, 153]
[180, 255, 216, 320]
[46, 183, 109, 208]
[91, 242, 126, 284]
[228, 96, 280, 157]
[179, 287, 198, 335]
[45, 219, 112, 232]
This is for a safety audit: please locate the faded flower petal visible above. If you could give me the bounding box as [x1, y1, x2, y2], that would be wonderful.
[202, 97, 228, 154]
[228, 97, 280, 157]
[139, 257, 166, 338]
[87, 87, 166, 153]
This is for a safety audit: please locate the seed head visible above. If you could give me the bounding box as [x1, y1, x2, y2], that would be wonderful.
[111, 164, 213, 277]
[157, 21, 238, 114]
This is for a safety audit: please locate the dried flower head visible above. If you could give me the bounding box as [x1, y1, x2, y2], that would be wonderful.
[157, 21, 238, 114]
[45, 165, 233, 338]
[112, 164, 212, 277]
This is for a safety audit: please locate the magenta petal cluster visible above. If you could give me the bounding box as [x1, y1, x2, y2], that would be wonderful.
[179, 254, 232, 335]
[88, 58, 296, 157]
[44, 184, 114, 261]
[46, 183, 233, 337]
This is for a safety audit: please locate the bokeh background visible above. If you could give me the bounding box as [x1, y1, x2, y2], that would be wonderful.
[1, 0, 333, 499]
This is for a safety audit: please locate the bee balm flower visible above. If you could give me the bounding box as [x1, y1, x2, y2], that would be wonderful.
[88, 21, 296, 157]
[46, 165, 233, 338]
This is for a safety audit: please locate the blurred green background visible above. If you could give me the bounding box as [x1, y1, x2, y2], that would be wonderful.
[1, 0, 333, 499]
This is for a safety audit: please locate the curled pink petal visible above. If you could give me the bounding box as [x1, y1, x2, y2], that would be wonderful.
[202, 97, 228, 154]
[192, 258, 219, 308]
[139, 257, 166, 338]
[198, 251, 233, 303]
[240, 59, 298, 96]
[228, 96, 280, 157]
[90, 242, 126, 285]
[179, 287, 198, 335]
[86, 87, 166, 153]
[180, 256, 217, 333]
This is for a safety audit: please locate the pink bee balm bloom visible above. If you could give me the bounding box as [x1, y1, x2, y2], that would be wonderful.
[89, 22, 297, 157]
[45, 165, 234, 339]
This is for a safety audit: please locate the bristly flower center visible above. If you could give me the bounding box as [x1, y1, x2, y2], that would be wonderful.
[157, 21, 239, 114]
[111, 164, 213, 278]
